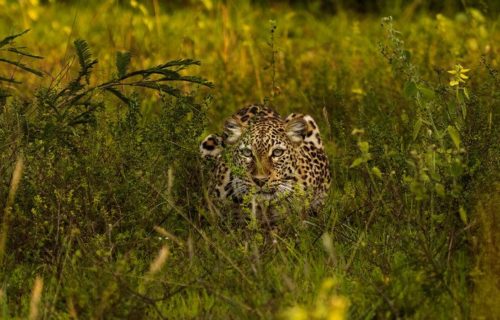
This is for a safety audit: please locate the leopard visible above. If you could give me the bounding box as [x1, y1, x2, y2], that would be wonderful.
[200, 104, 330, 218]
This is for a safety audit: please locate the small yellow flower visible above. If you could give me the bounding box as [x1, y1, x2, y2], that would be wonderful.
[447, 64, 470, 87]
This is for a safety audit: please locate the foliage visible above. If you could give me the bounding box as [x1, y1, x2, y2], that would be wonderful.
[0, 29, 43, 105]
[0, 1, 498, 319]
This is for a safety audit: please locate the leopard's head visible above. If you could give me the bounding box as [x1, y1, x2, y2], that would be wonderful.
[221, 113, 309, 202]
[200, 105, 329, 209]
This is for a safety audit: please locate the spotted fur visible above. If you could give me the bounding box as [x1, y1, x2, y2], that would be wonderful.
[200, 104, 330, 213]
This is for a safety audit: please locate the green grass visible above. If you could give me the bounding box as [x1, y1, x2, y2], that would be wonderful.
[0, 1, 499, 319]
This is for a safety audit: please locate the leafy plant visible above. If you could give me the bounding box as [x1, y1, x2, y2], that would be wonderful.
[0, 30, 43, 106]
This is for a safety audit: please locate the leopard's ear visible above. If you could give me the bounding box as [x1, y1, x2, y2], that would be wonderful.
[223, 116, 244, 145]
[200, 134, 223, 158]
[285, 113, 324, 148]
[285, 116, 307, 144]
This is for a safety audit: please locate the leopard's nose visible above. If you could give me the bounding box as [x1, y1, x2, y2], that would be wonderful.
[252, 176, 269, 187]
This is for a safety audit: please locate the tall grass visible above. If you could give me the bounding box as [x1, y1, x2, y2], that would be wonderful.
[0, 1, 498, 319]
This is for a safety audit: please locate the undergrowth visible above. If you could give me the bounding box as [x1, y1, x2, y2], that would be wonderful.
[0, 1, 498, 319]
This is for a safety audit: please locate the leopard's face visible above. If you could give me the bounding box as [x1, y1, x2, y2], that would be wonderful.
[200, 104, 331, 212]
[228, 117, 299, 202]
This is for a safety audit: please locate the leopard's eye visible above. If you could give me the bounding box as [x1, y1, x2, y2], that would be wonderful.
[241, 148, 252, 157]
[272, 148, 284, 157]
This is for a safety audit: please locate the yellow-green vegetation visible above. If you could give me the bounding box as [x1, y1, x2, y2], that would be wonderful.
[1, 0, 499, 319]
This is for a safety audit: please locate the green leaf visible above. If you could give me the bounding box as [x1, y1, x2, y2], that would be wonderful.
[412, 118, 422, 141]
[459, 206, 468, 225]
[421, 172, 430, 183]
[457, 91, 465, 104]
[74, 39, 97, 83]
[7, 48, 43, 59]
[141, 69, 182, 81]
[0, 29, 30, 48]
[417, 85, 435, 99]
[116, 51, 131, 79]
[447, 125, 461, 149]
[450, 159, 463, 177]
[7, 47, 43, 59]
[350, 157, 364, 168]
[371, 167, 383, 179]
[463, 88, 470, 100]
[403, 50, 412, 61]
[105, 87, 131, 105]
[0, 75, 21, 83]
[460, 101, 467, 119]
[448, 102, 457, 115]
[132, 82, 182, 97]
[403, 81, 417, 98]
[358, 141, 369, 154]
[157, 58, 201, 68]
[431, 214, 445, 224]
[0, 57, 43, 77]
[435, 183, 445, 197]
[176, 75, 214, 88]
